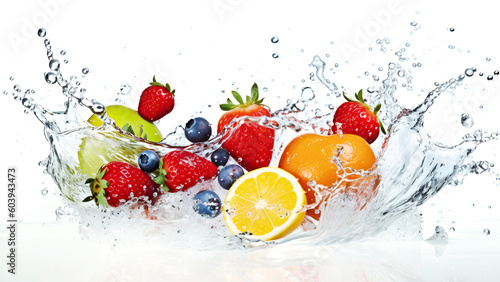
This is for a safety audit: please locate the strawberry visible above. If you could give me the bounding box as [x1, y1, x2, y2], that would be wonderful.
[154, 150, 218, 192]
[84, 161, 160, 207]
[332, 90, 386, 144]
[217, 83, 275, 171]
[138, 76, 175, 121]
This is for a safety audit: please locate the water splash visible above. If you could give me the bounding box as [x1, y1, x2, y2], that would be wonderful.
[4, 29, 499, 250]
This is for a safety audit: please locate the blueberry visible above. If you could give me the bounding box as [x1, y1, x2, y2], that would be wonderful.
[185, 117, 212, 143]
[138, 150, 160, 172]
[210, 148, 230, 167]
[193, 190, 221, 218]
[218, 164, 245, 190]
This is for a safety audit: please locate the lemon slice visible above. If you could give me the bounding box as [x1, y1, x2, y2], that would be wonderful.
[223, 167, 307, 241]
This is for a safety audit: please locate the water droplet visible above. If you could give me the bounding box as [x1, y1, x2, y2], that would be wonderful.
[44, 72, 57, 84]
[448, 45, 455, 49]
[272, 53, 279, 59]
[38, 28, 46, 37]
[3, 91, 8, 95]
[495, 70, 499, 75]
[483, 228, 490, 235]
[487, 75, 493, 81]
[119, 83, 132, 95]
[271, 36, 279, 43]
[397, 70, 405, 77]
[41, 189, 48, 196]
[450, 227, 455, 232]
[44, 39, 50, 46]
[449, 27, 455, 32]
[22, 97, 32, 108]
[486, 57, 491, 61]
[82, 68, 89, 75]
[49, 59, 60, 71]
[364, 71, 369, 76]
[300, 49, 304, 53]
[13, 85, 21, 92]
[461, 113, 474, 128]
[464, 68, 475, 77]
[263, 87, 268, 92]
[60, 50, 66, 55]
[300, 87, 315, 102]
[63, 59, 68, 64]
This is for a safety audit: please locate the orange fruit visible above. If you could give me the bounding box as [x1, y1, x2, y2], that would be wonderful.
[278, 133, 377, 221]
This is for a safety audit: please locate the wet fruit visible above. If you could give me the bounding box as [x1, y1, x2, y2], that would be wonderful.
[154, 150, 219, 192]
[77, 131, 148, 178]
[193, 190, 222, 218]
[332, 90, 385, 144]
[185, 117, 212, 143]
[138, 150, 160, 173]
[218, 164, 245, 190]
[278, 133, 377, 220]
[88, 105, 163, 142]
[223, 167, 307, 241]
[210, 148, 230, 167]
[217, 83, 275, 171]
[138, 76, 175, 122]
[84, 161, 160, 207]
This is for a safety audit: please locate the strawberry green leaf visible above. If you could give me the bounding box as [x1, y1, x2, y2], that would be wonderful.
[165, 83, 172, 92]
[171, 89, 175, 96]
[219, 83, 268, 111]
[357, 89, 364, 102]
[343, 92, 357, 103]
[82, 196, 93, 202]
[220, 103, 236, 111]
[153, 159, 169, 192]
[232, 91, 244, 104]
[373, 104, 381, 115]
[123, 123, 135, 135]
[379, 120, 387, 135]
[87, 166, 110, 207]
[251, 83, 259, 101]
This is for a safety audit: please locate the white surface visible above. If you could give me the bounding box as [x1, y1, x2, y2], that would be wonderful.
[1, 0, 500, 281]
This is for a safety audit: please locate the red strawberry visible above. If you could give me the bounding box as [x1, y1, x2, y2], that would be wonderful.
[138, 76, 175, 121]
[217, 83, 275, 171]
[84, 161, 160, 207]
[332, 90, 386, 144]
[154, 150, 218, 192]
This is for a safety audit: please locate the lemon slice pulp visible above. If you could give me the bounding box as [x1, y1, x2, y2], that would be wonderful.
[223, 167, 307, 241]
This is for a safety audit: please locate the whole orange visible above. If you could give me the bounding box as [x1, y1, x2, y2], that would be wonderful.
[278, 133, 377, 221]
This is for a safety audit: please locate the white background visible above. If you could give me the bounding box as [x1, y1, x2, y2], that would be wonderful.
[1, 0, 500, 281]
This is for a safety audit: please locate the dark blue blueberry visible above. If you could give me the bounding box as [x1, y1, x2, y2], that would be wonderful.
[138, 150, 160, 172]
[218, 164, 245, 190]
[210, 148, 230, 167]
[193, 190, 222, 218]
[185, 117, 212, 143]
